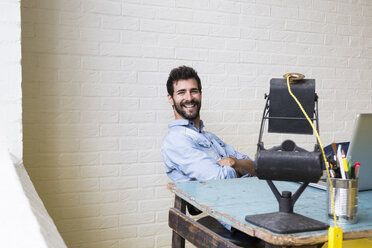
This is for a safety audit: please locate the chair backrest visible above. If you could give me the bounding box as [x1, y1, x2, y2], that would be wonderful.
[268, 78, 316, 135]
[255, 78, 322, 183]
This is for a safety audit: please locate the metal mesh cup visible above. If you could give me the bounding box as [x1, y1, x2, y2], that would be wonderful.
[327, 178, 358, 224]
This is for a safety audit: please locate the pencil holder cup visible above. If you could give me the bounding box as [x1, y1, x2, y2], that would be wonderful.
[327, 178, 358, 224]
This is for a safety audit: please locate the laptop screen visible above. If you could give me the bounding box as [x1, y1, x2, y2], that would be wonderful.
[346, 113, 372, 191]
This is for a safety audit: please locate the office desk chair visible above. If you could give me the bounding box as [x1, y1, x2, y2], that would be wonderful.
[245, 76, 329, 234]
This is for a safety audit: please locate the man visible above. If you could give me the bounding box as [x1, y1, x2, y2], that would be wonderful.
[161, 66, 263, 247]
[162, 65, 255, 183]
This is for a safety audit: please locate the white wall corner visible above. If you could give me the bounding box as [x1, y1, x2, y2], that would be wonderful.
[0, 147, 67, 248]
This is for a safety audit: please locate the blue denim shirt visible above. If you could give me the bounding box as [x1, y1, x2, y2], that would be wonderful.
[162, 119, 251, 182]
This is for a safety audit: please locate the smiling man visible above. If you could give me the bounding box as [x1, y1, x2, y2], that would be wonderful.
[162, 66, 256, 183]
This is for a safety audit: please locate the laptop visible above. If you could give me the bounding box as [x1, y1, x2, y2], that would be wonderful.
[346, 113, 372, 191]
[310, 113, 372, 191]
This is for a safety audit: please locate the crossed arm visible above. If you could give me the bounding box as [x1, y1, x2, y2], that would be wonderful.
[218, 156, 256, 178]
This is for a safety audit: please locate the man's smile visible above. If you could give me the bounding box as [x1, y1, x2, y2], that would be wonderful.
[173, 98, 201, 121]
[182, 102, 197, 109]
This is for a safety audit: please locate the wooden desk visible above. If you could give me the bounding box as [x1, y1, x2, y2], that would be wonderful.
[168, 178, 372, 248]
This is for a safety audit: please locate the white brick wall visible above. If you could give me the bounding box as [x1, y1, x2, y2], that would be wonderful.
[0, 0, 23, 162]
[1, 1, 65, 247]
[21, 1, 372, 247]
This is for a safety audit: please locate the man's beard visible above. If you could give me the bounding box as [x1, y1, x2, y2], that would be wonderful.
[173, 99, 201, 121]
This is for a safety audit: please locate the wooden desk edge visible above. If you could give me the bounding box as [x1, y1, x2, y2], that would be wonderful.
[167, 183, 372, 246]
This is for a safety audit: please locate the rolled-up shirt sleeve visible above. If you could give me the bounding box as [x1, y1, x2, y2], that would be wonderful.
[162, 131, 237, 182]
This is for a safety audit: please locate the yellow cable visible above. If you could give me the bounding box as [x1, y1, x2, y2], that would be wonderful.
[285, 74, 338, 227]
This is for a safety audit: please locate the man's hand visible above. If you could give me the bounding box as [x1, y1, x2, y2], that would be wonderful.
[218, 156, 256, 178]
[230, 157, 256, 177]
[217, 156, 236, 166]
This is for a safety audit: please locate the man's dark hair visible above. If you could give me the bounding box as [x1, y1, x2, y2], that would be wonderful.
[166, 66, 202, 96]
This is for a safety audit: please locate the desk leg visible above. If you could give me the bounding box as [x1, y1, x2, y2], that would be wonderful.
[171, 195, 186, 248]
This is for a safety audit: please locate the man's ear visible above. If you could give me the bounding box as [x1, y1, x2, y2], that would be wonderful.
[167, 94, 174, 106]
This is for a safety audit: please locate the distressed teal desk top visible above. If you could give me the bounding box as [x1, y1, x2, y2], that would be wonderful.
[168, 177, 372, 246]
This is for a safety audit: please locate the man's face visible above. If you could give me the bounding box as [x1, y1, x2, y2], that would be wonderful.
[168, 78, 201, 121]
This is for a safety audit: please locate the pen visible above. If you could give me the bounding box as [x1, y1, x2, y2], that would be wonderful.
[354, 162, 361, 179]
[350, 164, 355, 179]
[341, 150, 349, 179]
[337, 145, 346, 179]
[330, 160, 340, 178]
[331, 142, 337, 157]
[329, 161, 334, 171]
[327, 163, 334, 178]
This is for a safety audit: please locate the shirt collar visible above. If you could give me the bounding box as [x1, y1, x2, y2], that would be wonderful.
[168, 119, 204, 131]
